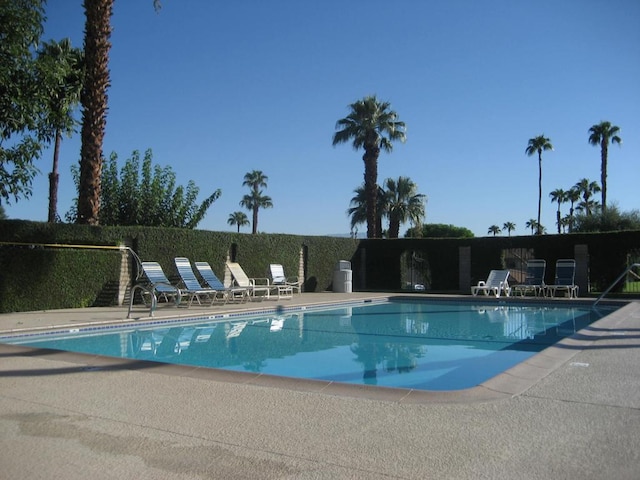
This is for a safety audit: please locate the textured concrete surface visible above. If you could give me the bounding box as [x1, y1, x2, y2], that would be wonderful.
[1, 294, 639, 479]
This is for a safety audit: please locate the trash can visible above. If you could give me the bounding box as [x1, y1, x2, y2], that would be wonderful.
[333, 260, 352, 293]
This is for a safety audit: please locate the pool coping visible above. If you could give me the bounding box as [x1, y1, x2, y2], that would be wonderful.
[0, 294, 636, 405]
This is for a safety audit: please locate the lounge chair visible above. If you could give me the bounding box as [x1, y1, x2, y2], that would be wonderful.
[512, 259, 546, 297]
[174, 257, 224, 306]
[545, 259, 579, 298]
[132, 262, 182, 318]
[471, 269, 511, 297]
[194, 261, 250, 303]
[226, 261, 272, 299]
[269, 263, 301, 294]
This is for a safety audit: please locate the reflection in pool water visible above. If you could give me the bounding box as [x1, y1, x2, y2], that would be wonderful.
[2, 300, 616, 391]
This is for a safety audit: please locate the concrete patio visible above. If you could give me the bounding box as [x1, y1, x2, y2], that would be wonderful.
[1, 293, 639, 479]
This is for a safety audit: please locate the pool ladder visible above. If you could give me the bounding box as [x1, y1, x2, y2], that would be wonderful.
[593, 263, 640, 307]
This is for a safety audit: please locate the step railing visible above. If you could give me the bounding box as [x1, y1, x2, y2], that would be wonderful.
[593, 263, 640, 307]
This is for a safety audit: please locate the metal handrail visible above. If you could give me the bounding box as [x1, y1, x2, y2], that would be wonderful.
[593, 263, 640, 307]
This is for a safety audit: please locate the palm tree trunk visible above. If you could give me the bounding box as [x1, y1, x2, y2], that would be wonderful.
[252, 206, 258, 234]
[601, 139, 608, 213]
[47, 129, 62, 223]
[77, 0, 113, 225]
[363, 146, 379, 238]
[537, 151, 542, 235]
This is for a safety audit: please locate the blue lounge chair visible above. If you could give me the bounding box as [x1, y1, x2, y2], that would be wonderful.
[194, 261, 250, 303]
[174, 257, 224, 306]
[545, 259, 579, 298]
[513, 259, 546, 297]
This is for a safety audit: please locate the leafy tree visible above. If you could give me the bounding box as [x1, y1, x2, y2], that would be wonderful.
[227, 211, 249, 233]
[574, 178, 600, 216]
[588, 121, 622, 213]
[573, 204, 640, 233]
[383, 176, 426, 239]
[67, 149, 221, 227]
[525, 135, 553, 235]
[503, 221, 516, 236]
[487, 225, 501, 236]
[406, 223, 474, 238]
[240, 170, 273, 234]
[333, 95, 406, 238]
[525, 218, 539, 235]
[36, 38, 84, 222]
[549, 188, 567, 234]
[0, 0, 46, 204]
[0, 204, 6, 220]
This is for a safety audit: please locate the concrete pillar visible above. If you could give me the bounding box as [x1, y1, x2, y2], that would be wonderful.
[298, 247, 305, 293]
[574, 244, 589, 295]
[459, 246, 471, 293]
[117, 244, 132, 306]
[224, 251, 232, 287]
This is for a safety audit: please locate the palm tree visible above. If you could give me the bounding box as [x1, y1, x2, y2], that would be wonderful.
[333, 95, 406, 238]
[488, 225, 501, 236]
[37, 38, 84, 223]
[240, 170, 273, 234]
[503, 222, 516, 236]
[566, 187, 581, 232]
[227, 211, 249, 233]
[77, 0, 114, 224]
[347, 184, 385, 237]
[588, 121, 622, 213]
[77, 0, 160, 224]
[525, 135, 553, 235]
[383, 176, 426, 239]
[525, 218, 539, 235]
[549, 188, 568, 234]
[574, 178, 601, 216]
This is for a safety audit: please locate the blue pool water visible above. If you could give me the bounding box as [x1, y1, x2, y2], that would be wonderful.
[1, 299, 617, 391]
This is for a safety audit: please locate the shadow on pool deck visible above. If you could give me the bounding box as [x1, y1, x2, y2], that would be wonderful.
[1, 293, 639, 479]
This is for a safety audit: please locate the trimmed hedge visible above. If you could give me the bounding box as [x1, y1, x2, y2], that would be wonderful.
[0, 220, 360, 312]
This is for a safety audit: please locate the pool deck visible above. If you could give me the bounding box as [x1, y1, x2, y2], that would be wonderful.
[1, 293, 639, 479]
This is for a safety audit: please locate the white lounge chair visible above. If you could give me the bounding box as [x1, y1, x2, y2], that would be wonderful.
[194, 261, 250, 303]
[471, 269, 511, 297]
[545, 259, 579, 298]
[269, 263, 301, 294]
[225, 262, 272, 299]
[512, 259, 546, 297]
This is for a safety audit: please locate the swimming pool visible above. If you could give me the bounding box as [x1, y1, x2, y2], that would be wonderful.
[1, 298, 618, 391]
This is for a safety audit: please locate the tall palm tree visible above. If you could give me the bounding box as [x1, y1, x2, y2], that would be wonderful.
[549, 188, 567, 234]
[588, 121, 622, 213]
[227, 211, 249, 233]
[333, 95, 406, 238]
[37, 38, 84, 223]
[566, 187, 581, 232]
[240, 170, 273, 234]
[383, 176, 426, 239]
[525, 135, 553, 235]
[488, 225, 501, 236]
[574, 178, 601, 216]
[77, 0, 113, 224]
[503, 222, 516, 236]
[77, 0, 160, 225]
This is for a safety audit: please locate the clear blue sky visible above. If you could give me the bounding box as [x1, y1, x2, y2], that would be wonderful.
[7, 0, 639, 237]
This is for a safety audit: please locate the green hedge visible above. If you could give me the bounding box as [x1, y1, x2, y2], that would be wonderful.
[0, 220, 360, 312]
